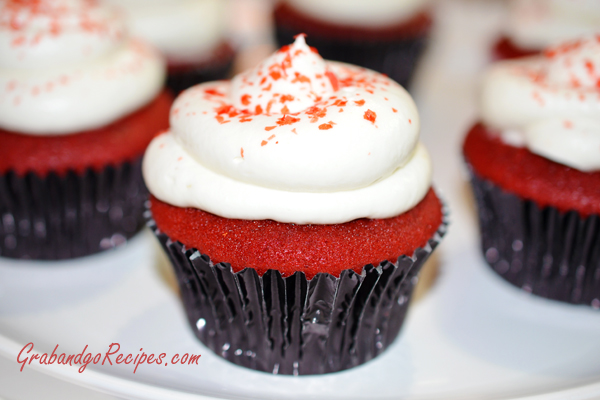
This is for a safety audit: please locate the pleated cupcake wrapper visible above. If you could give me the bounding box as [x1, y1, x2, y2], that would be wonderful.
[275, 25, 428, 89]
[0, 159, 147, 260]
[148, 214, 447, 375]
[166, 57, 234, 95]
[468, 170, 600, 307]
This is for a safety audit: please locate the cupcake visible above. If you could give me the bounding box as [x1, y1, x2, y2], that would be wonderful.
[144, 36, 446, 374]
[273, 0, 433, 89]
[0, 0, 170, 259]
[494, 0, 600, 60]
[464, 36, 600, 307]
[104, 0, 234, 94]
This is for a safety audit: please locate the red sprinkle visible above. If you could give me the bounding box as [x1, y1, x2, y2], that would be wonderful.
[265, 126, 276, 131]
[241, 94, 251, 106]
[319, 121, 335, 130]
[354, 100, 365, 106]
[205, 89, 224, 96]
[277, 115, 300, 126]
[325, 70, 339, 91]
[364, 109, 377, 124]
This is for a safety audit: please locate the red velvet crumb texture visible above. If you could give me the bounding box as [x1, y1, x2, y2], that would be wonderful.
[492, 36, 539, 61]
[151, 189, 443, 279]
[0, 90, 172, 177]
[274, 2, 432, 41]
[463, 123, 600, 218]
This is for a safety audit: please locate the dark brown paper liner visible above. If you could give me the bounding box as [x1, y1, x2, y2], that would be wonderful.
[274, 24, 428, 89]
[468, 170, 600, 308]
[0, 158, 147, 260]
[148, 213, 447, 375]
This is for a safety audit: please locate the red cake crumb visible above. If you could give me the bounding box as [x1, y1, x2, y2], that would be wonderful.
[463, 123, 600, 218]
[0, 91, 172, 177]
[492, 36, 539, 61]
[150, 189, 443, 279]
[274, 2, 432, 41]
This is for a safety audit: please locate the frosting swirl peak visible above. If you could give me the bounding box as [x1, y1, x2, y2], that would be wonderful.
[144, 37, 431, 224]
[230, 35, 337, 115]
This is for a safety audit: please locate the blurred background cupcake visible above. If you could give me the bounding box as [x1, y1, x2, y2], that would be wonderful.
[493, 0, 600, 60]
[104, 0, 235, 94]
[273, 0, 433, 89]
[464, 36, 600, 306]
[0, 0, 170, 259]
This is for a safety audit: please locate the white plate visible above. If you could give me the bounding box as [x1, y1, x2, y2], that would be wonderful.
[1, 1, 600, 399]
[1, 228, 600, 400]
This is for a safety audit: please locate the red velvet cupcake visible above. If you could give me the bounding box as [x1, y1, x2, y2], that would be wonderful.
[273, 0, 433, 89]
[143, 36, 446, 374]
[104, 0, 235, 94]
[493, 0, 600, 60]
[465, 37, 600, 307]
[0, 0, 171, 259]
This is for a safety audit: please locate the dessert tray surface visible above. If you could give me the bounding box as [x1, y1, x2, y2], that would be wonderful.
[1, 1, 599, 399]
[0, 230, 599, 400]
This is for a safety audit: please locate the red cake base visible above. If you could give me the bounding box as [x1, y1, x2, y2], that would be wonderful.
[0, 90, 173, 177]
[150, 189, 443, 279]
[463, 123, 600, 218]
[492, 36, 539, 60]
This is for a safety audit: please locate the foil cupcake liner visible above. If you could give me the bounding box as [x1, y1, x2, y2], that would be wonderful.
[274, 25, 428, 89]
[148, 214, 447, 375]
[0, 159, 147, 260]
[468, 171, 600, 308]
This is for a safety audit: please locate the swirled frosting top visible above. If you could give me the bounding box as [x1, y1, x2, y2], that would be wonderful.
[481, 36, 600, 172]
[0, 0, 165, 135]
[506, 0, 600, 50]
[143, 36, 432, 224]
[102, 0, 227, 64]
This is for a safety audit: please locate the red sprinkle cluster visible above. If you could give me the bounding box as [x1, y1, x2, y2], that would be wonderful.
[2, 0, 122, 48]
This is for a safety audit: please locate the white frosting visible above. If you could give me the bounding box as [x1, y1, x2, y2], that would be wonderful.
[506, 0, 600, 50]
[284, 0, 430, 28]
[0, 0, 165, 135]
[143, 36, 432, 224]
[481, 36, 600, 172]
[103, 0, 228, 65]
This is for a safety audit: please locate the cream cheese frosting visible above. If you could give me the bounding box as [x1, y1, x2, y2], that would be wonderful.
[103, 0, 228, 65]
[0, 0, 165, 135]
[481, 36, 600, 172]
[143, 36, 432, 224]
[283, 0, 430, 28]
[506, 0, 600, 50]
